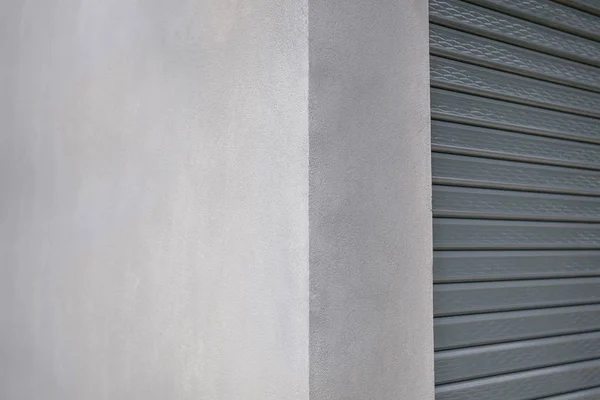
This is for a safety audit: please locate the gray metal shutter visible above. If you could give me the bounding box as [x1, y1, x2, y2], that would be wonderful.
[430, 1, 600, 399]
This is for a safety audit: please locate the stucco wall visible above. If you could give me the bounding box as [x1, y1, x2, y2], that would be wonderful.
[309, 0, 434, 399]
[1, 0, 432, 399]
[0, 1, 308, 399]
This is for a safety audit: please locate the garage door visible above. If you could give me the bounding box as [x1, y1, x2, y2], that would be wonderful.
[430, 1, 600, 399]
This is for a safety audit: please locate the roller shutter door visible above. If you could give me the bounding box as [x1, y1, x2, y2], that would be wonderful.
[429, 1, 600, 399]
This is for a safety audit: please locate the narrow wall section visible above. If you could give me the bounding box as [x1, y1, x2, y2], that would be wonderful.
[309, 0, 434, 399]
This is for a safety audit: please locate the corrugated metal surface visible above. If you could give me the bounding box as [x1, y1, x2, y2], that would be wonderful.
[430, 0, 600, 398]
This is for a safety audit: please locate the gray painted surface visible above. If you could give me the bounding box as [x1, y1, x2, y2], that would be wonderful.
[431, 1, 600, 397]
[309, 0, 434, 399]
[0, 1, 308, 399]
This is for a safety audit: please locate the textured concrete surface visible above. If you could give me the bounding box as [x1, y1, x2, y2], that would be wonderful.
[1, 0, 432, 399]
[309, 0, 434, 399]
[0, 1, 308, 399]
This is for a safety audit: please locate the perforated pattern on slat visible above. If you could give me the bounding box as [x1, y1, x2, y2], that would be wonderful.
[432, 120, 600, 168]
[556, 0, 600, 16]
[430, 57, 600, 116]
[431, 2, 600, 396]
[430, 24, 600, 90]
[430, 0, 600, 65]
[465, 0, 600, 39]
[432, 89, 600, 142]
[432, 153, 600, 195]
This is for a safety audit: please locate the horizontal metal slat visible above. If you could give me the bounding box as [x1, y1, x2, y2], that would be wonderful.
[434, 219, 600, 250]
[435, 278, 600, 316]
[432, 153, 600, 196]
[430, 24, 600, 91]
[430, 57, 600, 117]
[435, 304, 600, 350]
[541, 386, 600, 399]
[436, 331, 600, 385]
[433, 186, 600, 221]
[430, 0, 600, 66]
[432, 120, 600, 169]
[464, 0, 600, 40]
[436, 359, 600, 400]
[555, 0, 600, 16]
[431, 89, 600, 143]
[434, 250, 600, 283]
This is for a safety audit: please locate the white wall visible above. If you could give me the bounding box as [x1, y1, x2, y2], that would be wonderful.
[1, 0, 433, 399]
[0, 1, 308, 399]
